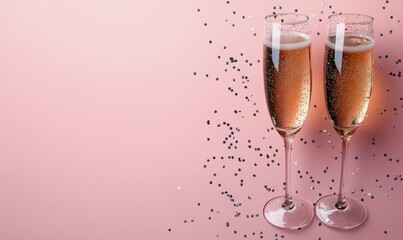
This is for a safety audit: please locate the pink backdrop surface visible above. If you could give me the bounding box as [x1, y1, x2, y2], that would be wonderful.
[0, 0, 402, 240]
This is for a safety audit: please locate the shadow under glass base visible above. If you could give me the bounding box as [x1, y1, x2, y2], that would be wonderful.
[263, 195, 314, 229]
[315, 195, 368, 229]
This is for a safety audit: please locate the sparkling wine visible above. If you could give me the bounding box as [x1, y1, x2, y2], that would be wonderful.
[263, 32, 312, 137]
[325, 35, 374, 137]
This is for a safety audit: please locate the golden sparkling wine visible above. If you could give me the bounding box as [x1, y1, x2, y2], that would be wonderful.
[325, 35, 374, 137]
[263, 32, 312, 138]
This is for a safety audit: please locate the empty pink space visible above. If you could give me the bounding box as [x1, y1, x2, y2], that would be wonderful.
[0, 0, 401, 240]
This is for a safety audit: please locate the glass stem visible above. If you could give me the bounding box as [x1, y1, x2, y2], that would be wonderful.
[283, 137, 294, 210]
[336, 136, 350, 210]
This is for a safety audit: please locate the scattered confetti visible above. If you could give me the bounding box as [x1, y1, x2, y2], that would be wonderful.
[171, 1, 403, 239]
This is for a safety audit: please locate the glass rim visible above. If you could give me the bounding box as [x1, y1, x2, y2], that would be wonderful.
[328, 13, 374, 25]
[264, 13, 309, 25]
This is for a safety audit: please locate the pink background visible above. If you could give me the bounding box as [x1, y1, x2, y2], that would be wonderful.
[0, 0, 402, 239]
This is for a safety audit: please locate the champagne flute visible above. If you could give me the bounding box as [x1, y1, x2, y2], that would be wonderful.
[315, 13, 374, 229]
[262, 13, 313, 229]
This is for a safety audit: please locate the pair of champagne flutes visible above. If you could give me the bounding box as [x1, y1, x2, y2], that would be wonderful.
[262, 13, 374, 229]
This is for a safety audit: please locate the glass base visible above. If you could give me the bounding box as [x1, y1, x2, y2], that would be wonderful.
[263, 195, 314, 229]
[315, 195, 368, 229]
